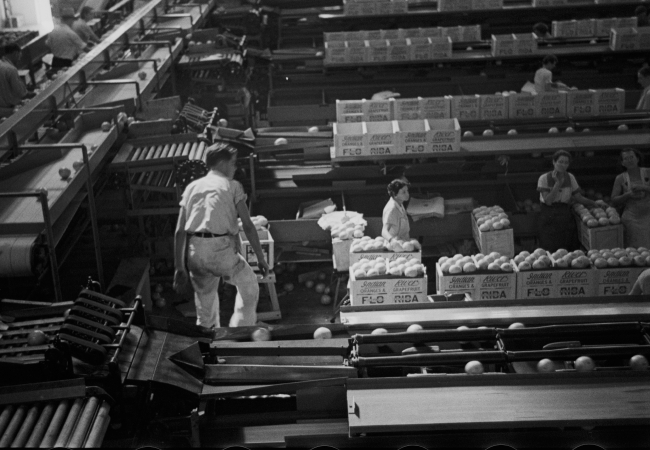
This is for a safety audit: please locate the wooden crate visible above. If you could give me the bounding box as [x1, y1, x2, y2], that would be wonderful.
[577, 219, 624, 250]
[239, 228, 274, 271]
[471, 214, 515, 258]
[436, 263, 479, 298]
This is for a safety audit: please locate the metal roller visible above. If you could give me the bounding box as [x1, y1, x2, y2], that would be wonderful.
[59, 323, 112, 345]
[78, 289, 125, 309]
[68, 397, 100, 448]
[84, 401, 110, 448]
[181, 142, 192, 156]
[69, 305, 120, 327]
[0, 404, 26, 447]
[195, 141, 206, 161]
[0, 405, 15, 439]
[10, 403, 40, 447]
[143, 145, 157, 160]
[53, 398, 84, 448]
[131, 146, 143, 161]
[65, 315, 116, 340]
[24, 402, 55, 448]
[40, 399, 70, 448]
[73, 298, 123, 322]
[188, 142, 199, 160]
[152, 145, 164, 160]
[168, 143, 178, 158]
[160, 144, 171, 158]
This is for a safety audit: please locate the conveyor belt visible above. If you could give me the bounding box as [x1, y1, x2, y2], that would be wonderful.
[339, 296, 650, 327]
[0, 117, 118, 277]
[0, 380, 111, 448]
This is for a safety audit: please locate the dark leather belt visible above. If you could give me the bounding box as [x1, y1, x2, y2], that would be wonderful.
[189, 232, 229, 238]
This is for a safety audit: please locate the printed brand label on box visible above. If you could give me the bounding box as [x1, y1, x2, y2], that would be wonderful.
[535, 92, 567, 118]
[350, 251, 421, 265]
[422, 97, 450, 118]
[509, 94, 536, 119]
[363, 100, 392, 122]
[480, 95, 508, 120]
[395, 99, 422, 120]
[596, 89, 625, 115]
[452, 96, 480, 121]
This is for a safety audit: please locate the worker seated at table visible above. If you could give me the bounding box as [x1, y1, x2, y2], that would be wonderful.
[382, 179, 411, 243]
[533, 22, 552, 39]
[0, 44, 34, 110]
[46, 7, 90, 70]
[534, 55, 571, 94]
[73, 7, 100, 45]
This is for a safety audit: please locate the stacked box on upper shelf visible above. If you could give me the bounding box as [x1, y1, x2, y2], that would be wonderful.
[347, 40, 368, 64]
[336, 99, 364, 123]
[394, 97, 423, 120]
[366, 121, 400, 156]
[430, 36, 453, 58]
[508, 93, 536, 120]
[610, 28, 639, 51]
[409, 37, 433, 61]
[324, 41, 347, 65]
[595, 18, 618, 36]
[451, 95, 480, 121]
[566, 90, 597, 118]
[388, 39, 410, 62]
[576, 19, 596, 37]
[535, 91, 567, 118]
[422, 96, 451, 119]
[367, 39, 390, 62]
[491, 34, 515, 57]
[333, 121, 365, 158]
[438, 0, 472, 11]
[480, 94, 509, 120]
[363, 99, 393, 122]
[595, 88, 625, 115]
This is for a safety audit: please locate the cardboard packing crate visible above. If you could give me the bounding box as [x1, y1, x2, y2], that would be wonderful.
[552, 20, 577, 38]
[451, 95, 481, 121]
[595, 18, 617, 36]
[361, 30, 383, 40]
[595, 266, 645, 296]
[347, 40, 368, 64]
[508, 93, 536, 120]
[343, 0, 376, 15]
[491, 34, 515, 57]
[420, 27, 443, 38]
[349, 247, 422, 265]
[421, 96, 451, 119]
[595, 88, 625, 115]
[336, 99, 364, 123]
[350, 272, 428, 306]
[575, 218, 624, 250]
[429, 36, 453, 58]
[388, 39, 410, 62]
[575, 19, 596, 37]
[365, 121, 400, 156]
[438, 0, 472, 11]
[401, 28, 424, 39]
[324, 41, 347, 65]
[513, 33, 537, 55]
[239, 229, 274, 271]
[479, 94, 509, 120]
[610, 28, 639, 51]
[425, 118, 461, 153]
[409, 37, 433, 61]
[394, 97, 423, 120]
[324, 32, 349, 42]
[515, 266, 556, 300]
[535, 91, 567, 118]
[435, 263, 516, 300]
[362, 99, 393, 122]
[333, 121, 365, 158]
[367, 39, 390, 63]
[566, 90, 597, 118]
[397, 119, 431, 154]
[382, 29, 401, 40]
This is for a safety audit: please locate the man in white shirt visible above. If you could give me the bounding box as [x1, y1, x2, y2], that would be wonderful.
[73, 7, 100, 45]
[46, 7, 89, 69]
[0, 44, 28, 109]
[534, 55, 570, 93]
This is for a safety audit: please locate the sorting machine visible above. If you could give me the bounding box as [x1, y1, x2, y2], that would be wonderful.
[126, 300, 650, 448]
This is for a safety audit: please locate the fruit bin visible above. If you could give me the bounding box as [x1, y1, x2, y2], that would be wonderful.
[574, 216, 624, 250]
[471, 213, 515, 258]
[349, 271, 429, 306]
[435, 261, 517, 300]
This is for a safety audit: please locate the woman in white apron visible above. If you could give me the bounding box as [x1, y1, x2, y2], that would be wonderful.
[611, 148, 650, 248]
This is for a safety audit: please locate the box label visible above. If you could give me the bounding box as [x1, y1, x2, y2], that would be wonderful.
[509, 94, 536, 119]
[480, 95, 508, 120]
[422, 97, 450, 118]
[452, 96, 480, 121]
[535, 92, 567, 117]
[395, 99, 422, 120]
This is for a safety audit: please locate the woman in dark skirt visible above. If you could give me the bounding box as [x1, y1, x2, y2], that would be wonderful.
[537, 150, 597, 252]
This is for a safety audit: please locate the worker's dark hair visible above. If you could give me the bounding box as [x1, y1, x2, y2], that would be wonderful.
[533, 22, 549, 35]
[552, 149, 571, 163]
[639, 66, 650, 78]
[542, 54, 558, 66]
[620, 148, 644, 166]
[3, 43, 21, 56]
[205, 142, 237, 168]
[387, 179, 409, 198]
[80, 6, 94, 18]
[635, 5, 647, 15]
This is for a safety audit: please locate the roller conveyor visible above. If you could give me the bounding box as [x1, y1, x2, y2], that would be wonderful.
[0, 379, 112, 448]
